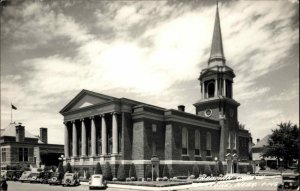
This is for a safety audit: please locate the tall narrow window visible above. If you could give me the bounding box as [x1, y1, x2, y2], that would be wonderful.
[227, 132, 231, 149]
[207, 82, 215, 98]
[195, 130, 201, 156]
[206, 132, 211, 156]
[1, 148, 6, 162]
[182, 128, 188, 155]
[24, 148, 28, 161]
[152, 124, 157, 156]
[19, 148, 23, 161]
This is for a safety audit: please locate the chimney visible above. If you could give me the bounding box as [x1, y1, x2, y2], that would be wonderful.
[257, 138, 260, 143]
[40, 128, 48, 144]
[16, 124, 25, 142]
[178, 105, 185, 112]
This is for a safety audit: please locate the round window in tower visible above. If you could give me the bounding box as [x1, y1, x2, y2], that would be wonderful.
[204, 109, 212, 117]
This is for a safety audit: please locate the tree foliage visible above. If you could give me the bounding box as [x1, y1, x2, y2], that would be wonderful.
[66, 162, 72, 173]
[203, 164, 212, 176]
[192, 165, 200, 178]
[162, 165, 169, 178]
[129, 163, 137, 179]
[262, 122, 299, 167]
[95, 162, 102, 174]
[117, 165, 125, 181]
[103, 162, 113, 181]
[218, 161, 224, 175]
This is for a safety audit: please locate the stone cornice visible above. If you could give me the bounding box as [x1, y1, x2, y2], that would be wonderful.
[193, 96, 240, 107]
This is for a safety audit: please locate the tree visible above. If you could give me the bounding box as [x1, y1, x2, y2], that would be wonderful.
[117, 165, 126, 181]
[162, 165, 169, 178]
[129, 163, 137, 179]
[103, 162, 113, 181]
[218, 161, 224, 175]
[192, 165, 200, 178]
[262, 122, 299, 168]
[95, 162, 102, 174]
[203, 164, 212, 176]
[145, 165, 152, 179]
[66, 162, 72, 173]
[212, 164, 219, 176]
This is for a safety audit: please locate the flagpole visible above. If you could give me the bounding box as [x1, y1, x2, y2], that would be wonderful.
[11, 103, 12, 124]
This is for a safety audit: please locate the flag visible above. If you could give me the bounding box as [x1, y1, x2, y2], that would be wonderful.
[11, 104, 17, 110]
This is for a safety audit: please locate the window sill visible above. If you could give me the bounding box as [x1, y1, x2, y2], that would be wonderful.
[181, 154, 190, 157]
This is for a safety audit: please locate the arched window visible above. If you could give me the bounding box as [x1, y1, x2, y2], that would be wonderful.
[207, 82, 215, 98]
[182, 128, 188, 155]
[195, 130, 201, 156]
[206, 132, 211, 156]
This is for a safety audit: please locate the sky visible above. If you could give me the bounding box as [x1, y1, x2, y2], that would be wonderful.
[1, 0, 299, 144]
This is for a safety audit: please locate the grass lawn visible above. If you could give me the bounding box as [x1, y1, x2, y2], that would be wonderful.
[108, 180, 192, 187]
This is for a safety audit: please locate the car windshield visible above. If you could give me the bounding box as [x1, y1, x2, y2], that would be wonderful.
[30, 173, 40, 177]
[94, 176, 101, 178]
[283, 176, 298, 180]
[65, 174, 73, 177]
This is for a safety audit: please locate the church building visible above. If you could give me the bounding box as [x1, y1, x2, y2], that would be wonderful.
[60, 5, 251, 177]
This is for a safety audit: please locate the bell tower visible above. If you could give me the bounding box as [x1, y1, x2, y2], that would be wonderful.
[193, 2, 240, 161]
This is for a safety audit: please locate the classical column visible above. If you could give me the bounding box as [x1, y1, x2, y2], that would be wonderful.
[91, 116, 96, 156]
[101, 114, 107, 155]
[214, 78, 218, 97]
[81, 119, 86, 157]
[72, 121, 77, 157]
[64, 122, 69, 158]
[223, 79, 226, 96]
[112, 112, 118, 154]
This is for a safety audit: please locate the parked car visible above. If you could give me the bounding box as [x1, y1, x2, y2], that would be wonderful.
[19, 171, 32, 183]
[0, 178, 8, 191]
[40, 171, 52, 184]
[29, 172, 44, 183]
[277, 173, 299, 191]
[62, 173, 79, 186]
[13, 170, 24, 181]
[89, 174, 107, 190]
[48, 172, 64, 185]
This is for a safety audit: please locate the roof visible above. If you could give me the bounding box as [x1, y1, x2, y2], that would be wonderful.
[0, 122, 37, 139]
[208, 4, 226, 65]
[252, 134, 271, 148]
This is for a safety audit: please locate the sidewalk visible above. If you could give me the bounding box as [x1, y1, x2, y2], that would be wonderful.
[80, 174, 280, 190]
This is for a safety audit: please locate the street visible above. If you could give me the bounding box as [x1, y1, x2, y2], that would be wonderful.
[6, 177, 282, 191]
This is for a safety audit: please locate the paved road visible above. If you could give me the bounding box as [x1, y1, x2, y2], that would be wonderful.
[6, 181, 126, 191]
[6, 177, 282, 191]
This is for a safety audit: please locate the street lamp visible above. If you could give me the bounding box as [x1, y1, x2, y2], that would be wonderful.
[214, 157, 218, 183]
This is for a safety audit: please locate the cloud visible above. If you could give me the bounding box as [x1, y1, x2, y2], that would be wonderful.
[1, 0, 298, 144]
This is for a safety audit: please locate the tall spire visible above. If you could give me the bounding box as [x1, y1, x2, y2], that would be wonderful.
[208, 1, 226, 66]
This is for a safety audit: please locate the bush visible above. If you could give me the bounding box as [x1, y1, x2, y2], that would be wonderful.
[163, 177, 168, 181]
[130, 177, 136, 181]
[199, 165, 204, 175]
[218, 161, 224, 175]
[129, 163, 137, 179]
[247, 164, 253, 174]
[153, 170, 157, 180]
[103, 162, 113, 181]
[259, 160, 266, 170]
[112, 177, 118, 181]
[145, 165, 152, 179]
[239, 165, 248, 174]
[117, 165, 126, 181]
[86, 171, 91, 179]
[162, 165, 169, 178]
[203, 164, 212, 176]
[212, 164, 219, 176]
[169, 168, 174, 178]
[58, 162, 64, 174]
[95, 162, 102, 174]
[66, 162, 72, 173]
[192, 165, 200, 178]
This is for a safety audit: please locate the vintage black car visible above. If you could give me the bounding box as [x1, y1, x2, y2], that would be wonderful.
[48, 172, 64, 185]
[29, 172, 44, 183]
[39, 172, 52, 184]
[277, 173, 299, 191]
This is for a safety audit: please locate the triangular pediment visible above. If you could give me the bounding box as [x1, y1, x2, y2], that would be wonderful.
[60, 89, 117, 114]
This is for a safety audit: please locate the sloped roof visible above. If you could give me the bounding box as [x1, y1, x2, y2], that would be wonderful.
[252, 134, 271, 148]
[0, 122, 37, 139]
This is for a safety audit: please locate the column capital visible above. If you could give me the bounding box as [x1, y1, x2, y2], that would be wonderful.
[111, 112, 119, 115]
[80, 118, 85, 122]
[89, 116, 95, 120]
[71, 120, 76, 124]
[100, 113, 106, 117]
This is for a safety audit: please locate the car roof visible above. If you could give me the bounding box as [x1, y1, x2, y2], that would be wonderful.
[92, 174, 103, 177]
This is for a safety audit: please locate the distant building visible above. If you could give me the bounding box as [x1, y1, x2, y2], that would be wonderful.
[252, 135, 277, 168]
[60, 4, 252, 178]
[0, 122, 64, 170]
